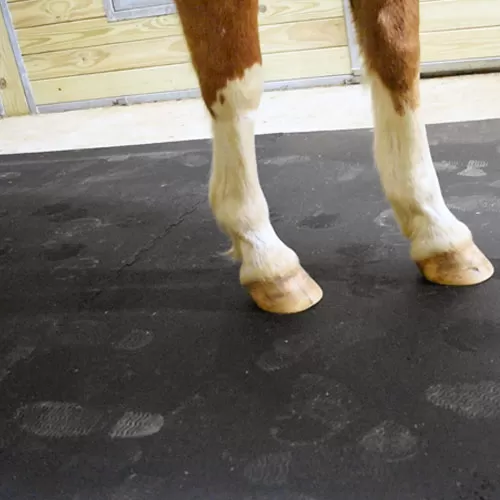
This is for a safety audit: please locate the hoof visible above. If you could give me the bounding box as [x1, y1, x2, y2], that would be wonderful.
[417, 242, 494, 286]
[245, 267, 323, 314]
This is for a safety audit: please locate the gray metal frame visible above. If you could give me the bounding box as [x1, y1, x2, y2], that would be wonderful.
[0, 0, 37, 114]
[37, 74, 359, 114]
[421, 57, 500, 77]
[342, 0, 362, 75]
[103, 0, 176, 22]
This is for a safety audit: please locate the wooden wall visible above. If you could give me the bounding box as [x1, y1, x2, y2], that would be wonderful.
[420, 0, 500, 63]
[2, 0, 500, 112]
[0, 2, 29, 115]
[7, 0, 351, 106]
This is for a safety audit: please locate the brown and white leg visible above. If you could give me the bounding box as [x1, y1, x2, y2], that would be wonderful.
[174, 0, 322, 312]
[350, 0, 493, 285]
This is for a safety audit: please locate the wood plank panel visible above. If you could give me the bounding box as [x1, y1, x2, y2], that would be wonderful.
[0, 7, 29, 115]
[17, 15, 183, 54]
[11, 0, 342, 29]
[261, 0, 343, 25]
[264, 45, 350, 80]
[421, 0, 500, 32]
[14, 0, 496, 56]
[32, 46, 351, 105]
[421, 26, 500, 62]
[10, 0, 104, 28]
[25, 18, 347, 80]
[26, 35, 189, 80]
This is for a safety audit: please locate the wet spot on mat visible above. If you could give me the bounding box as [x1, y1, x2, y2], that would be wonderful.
[178, 153, 210, 168]
[42, 242, 86, 261]
[298, 212, 339, 229]
[33, 202, 89, 222]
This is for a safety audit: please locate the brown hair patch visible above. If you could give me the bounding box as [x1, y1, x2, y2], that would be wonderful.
[174, 0, 262, 111]
[349, 0, 420, 114]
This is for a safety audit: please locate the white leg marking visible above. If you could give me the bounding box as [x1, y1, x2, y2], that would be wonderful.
[209, 64, 299, 284]
[370, 75, 472, 261]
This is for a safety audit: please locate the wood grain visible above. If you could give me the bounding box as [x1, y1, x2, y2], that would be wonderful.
[10, 0, 104, 28]
[422, 26, 500, 62]
[32, 46, 351, 105]
[17, 15, 183, 54]
[14, 0, 499, 55]
[24, 18, 347, 80]
[9, 0, 500, 112]
[0, 7, 29, 115]
[10, 0, 341, 29]
[261, 0, 343, 25]
[421, 0, 500, 33]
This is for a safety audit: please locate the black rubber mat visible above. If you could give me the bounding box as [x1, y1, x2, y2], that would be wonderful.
[1, 119, 500, 500]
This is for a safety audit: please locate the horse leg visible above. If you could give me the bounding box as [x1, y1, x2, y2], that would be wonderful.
[174, 0, 323, 312]
[349, 0, 493, 285]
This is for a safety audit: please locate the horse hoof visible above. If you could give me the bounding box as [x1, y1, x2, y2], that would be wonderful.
[246, 266, 323, 314]
[417, 241, 494, 286]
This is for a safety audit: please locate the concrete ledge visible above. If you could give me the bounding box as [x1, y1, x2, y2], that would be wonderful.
[0, 73, 499, 155]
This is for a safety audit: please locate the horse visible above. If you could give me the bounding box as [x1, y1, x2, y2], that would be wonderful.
[172, 0, 494, 314]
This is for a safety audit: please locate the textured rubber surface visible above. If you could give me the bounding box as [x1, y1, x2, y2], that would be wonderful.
[1, 119, 500, 500]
